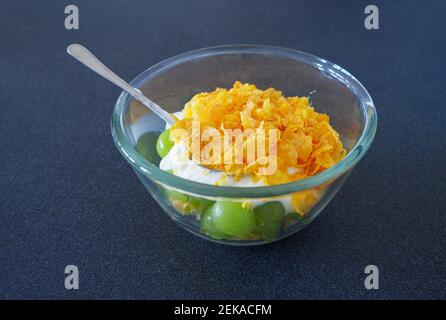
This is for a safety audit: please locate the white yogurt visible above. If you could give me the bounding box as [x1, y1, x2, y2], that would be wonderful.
[159, 138, 296, 212]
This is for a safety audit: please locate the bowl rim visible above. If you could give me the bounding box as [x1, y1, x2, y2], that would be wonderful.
[111, 44, 377, 198]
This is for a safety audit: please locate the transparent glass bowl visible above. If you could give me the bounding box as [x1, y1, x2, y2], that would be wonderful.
[111, 45, 377, 245]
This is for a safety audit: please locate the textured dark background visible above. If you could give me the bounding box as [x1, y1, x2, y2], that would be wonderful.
[1, 0, 445, 299]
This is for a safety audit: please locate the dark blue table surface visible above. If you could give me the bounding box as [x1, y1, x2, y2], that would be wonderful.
[1, 0, 445, 299]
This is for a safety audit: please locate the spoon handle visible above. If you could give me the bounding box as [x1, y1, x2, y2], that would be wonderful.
[67, 44, 175, 125]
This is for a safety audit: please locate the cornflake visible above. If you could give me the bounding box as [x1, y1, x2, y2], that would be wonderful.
[170, 81, 346, 185]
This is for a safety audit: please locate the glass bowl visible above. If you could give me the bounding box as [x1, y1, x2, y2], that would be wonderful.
[111, 45, 377, 246]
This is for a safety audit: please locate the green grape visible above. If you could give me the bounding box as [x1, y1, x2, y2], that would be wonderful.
[156, 129, 174, 158]
[165, 188, 189, 213]
[200, 205, 229, 240]
[254, 202, 285, 239]
[166, 188, 189, 203]
[135, 132, 161, 165]
[188, 196, 215, 213]
[165, 188, 213, 215]
[211, 201, 255, 238]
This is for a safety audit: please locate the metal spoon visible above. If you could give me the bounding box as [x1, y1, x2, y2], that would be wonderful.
[67, 44, 175, 125]
[67, 44, 222, 173]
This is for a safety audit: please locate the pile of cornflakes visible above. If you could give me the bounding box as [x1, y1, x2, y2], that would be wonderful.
[170, 81, 346, 185]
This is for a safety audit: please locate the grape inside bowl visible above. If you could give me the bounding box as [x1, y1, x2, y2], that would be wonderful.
[111, 45, 377, 246]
